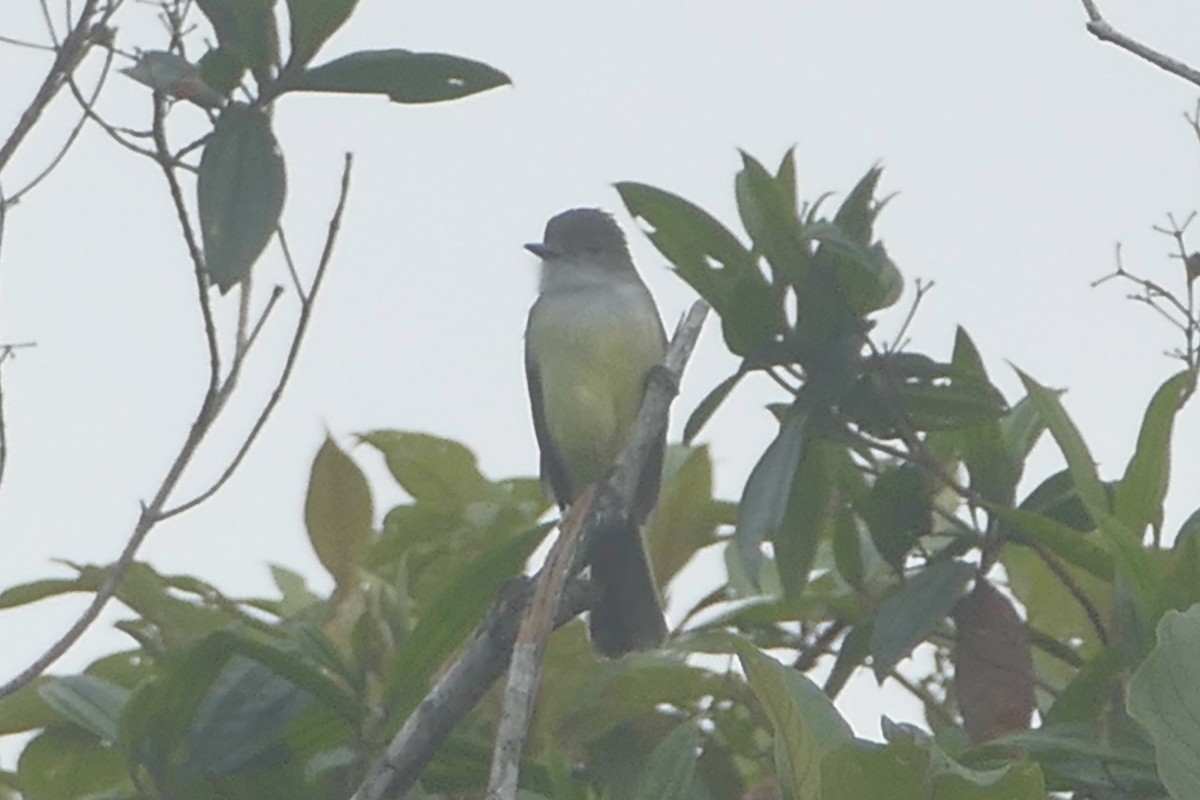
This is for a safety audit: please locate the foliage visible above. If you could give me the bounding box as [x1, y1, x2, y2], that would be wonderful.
[3, 144, 1199, 800]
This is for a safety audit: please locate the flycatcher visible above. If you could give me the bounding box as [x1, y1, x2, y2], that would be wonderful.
[524, 208, 669, 657]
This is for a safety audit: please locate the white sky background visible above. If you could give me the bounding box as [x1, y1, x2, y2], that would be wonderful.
[2, 0, 1200, 748]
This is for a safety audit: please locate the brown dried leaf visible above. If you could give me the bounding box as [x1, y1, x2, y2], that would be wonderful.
[953, 578, 1035, 744]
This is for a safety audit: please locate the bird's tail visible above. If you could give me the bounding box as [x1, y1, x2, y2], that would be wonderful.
[587, 520, 667, 658]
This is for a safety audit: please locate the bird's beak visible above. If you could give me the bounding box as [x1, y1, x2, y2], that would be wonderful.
[525, 242, 554, 259]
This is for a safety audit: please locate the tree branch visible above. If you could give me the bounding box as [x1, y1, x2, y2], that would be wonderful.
[0, 155, 354, 700]
[352, 300, 709, 800]
[1079, 0, 1200, 88]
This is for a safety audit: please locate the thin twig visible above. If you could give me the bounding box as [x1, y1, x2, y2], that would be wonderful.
[1079, 0, 1200, 89]
[277, 226, 306, 299]
[159, 158, 353, 520]
[0, 0, 108, 174]
[8, 45, 114, 206]
[150, 91, 221, 403]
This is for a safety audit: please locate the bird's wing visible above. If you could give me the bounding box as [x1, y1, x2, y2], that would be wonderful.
[525, 309, 574, 508]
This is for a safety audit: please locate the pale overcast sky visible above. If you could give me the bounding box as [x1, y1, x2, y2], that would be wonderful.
[2, 0, 1200, 743]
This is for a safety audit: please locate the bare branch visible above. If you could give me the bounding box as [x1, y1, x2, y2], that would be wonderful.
[150, 91, 221, 402]
[0, 146, 352, 699]
[1079, 1, 1200, 89]
[0, 0, 112, 175]
[159, 157, 353, 520]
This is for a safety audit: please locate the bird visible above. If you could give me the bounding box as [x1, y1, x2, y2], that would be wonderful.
[523, 208, 669, 657]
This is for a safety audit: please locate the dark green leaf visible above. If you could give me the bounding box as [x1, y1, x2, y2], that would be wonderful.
[195, 0, 279, 84]
[197, 46, 244, 98]
[630, 722, 700, 800]
[831, 505, 864, 589]
[775, 147, 798, 216]
[304, 435, 373, 588]
[385, 525, 549, 713]
[617, 181, 777, 357]
[187, 656, 312, 774]
[734, 414, 808, 582]
[735, 151, 810, 288]
[39, 676, 128, 744]
[198, 104, 286, 292]
[824, 623, 870, 699]
[285, 0, 358, 68]
[859, 465, 930, 570]
[775, 440, 834, 601]
[683, 369, 743, 445]
[953, 327, 1017, 504]
[870, 560, 974, 680]
[1045, 648, 1120, 725]
[282, 49, 510, 103]
[1114, 371, 1189, 539]
[1127, 604, 1200, 800]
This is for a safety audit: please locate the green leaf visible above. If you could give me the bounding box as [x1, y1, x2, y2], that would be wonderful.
[17, 728, 130, 800]
[630, 722, 700, 800]
[953, 327, 1017, 504]
[0, 678, 57, 736]
[1045, 647, 1121, 725]
[1114, 371, 1189, 538]
[645, 446, 722, 586]
[870, 559, 974, 680]
[195, 0, 279, 84]
[187, 656, 312, 774]
[734, 413, 808, 582]
[735, 151, 810, 288]
[281, 49, 510, 103]
[617, 181, 776, 357]
[733, 640, 852, 800]
[775, 147, 799, 215]
[775, 439, 834, 601]
[198, 103, 286, 292]
[385, 524, 549, 713]
[1017, 370, 1163, 626]
[285, 0, 358, 68]
[269, 563, 322, 615]
[197, 46, 244, 99]
[822, 741, 924, 800]
[998, 394, 1046, 464]
[39, 676, 128, 744]
[304, 435, 373, 588]
[359, 430, 488, 509]
[859, 465, 930, 570]
[989, 504, 1113, 582]
[824, 623, 871, 699]
[1128, 603, 1200, 800]
[0, 578, 89, 610]
[683, 369, 743, 445]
